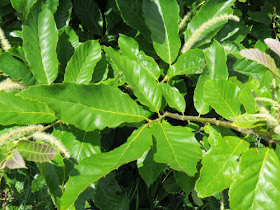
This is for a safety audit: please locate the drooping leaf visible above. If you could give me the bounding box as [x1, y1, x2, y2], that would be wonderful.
[174, 171, 197, 195]
[240, 48, 280, 78]
[159, 83, 186, 113]
[0, 53, 36, 85]
[94, 173, 126, 210]
[53, 128, 101, 162]
[22, 1, 58, 84]
[118, 34, 160, 80]
[264, 38, 280, 58]
[195, 136, 249, 197]
[19, 83, 150, 131]
[184, 0, 235, 49]
[0, 91, 56, 125]
[54, 0, 73, 29]
[204, 40, 228, 79]
[6, 150, 26, 169]
[229, 148, 280, 209]
[204, 79, 241, 121]
[17, 140, 57, 162]
[73, 0, 103, 35]
[150, 121, 202, 176]
[38, 153, 65, 207]
[115, 0, 150, 37]
[10, 0, 37, 15]
[60, 126, 152, 209]
[167, 49, 205, 79]
[143, 0, 181, 64]
[137, 146, 166, 187]
[105, 47, 162, 113]
[64, 40, 102, 84]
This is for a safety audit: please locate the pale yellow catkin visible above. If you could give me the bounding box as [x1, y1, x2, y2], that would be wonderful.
[0, 125, 44, 146]
[32, 132, 70, 158]
[181, 14, 240, 53]
[0, 78, 27, 92]
[0, 27, 11, 52]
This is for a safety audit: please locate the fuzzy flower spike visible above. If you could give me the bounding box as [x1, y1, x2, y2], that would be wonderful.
[0, 27, 11, 52]
[181, 14, 240, 53]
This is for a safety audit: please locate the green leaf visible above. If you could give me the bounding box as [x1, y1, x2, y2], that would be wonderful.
[184, 0, 235, 49]
[167, 49, 205, 79]
[143, 0, 181, 64]
[94, 173, 126, 210]
[240, 48, 280, 79]
[229, 148, 280, 209]
[45, 0, 59, 14]
[174, 171, 197, 195]
[105, 47, 162, 113]
[238, 79, 259, 114]
[204, 40, 228, 79]
[22, 1, 58, 84]
[137, 146, 166, 187]
[64, 40, 102, 84]
[232, 114, 264, 128]
[115, 0, 150, 37]
[204, 125, 223, 146]
[53, 128, 101, 162]
[0, 91, 56, 125]
[60, 126, 152, 209]
[195, 136, 249, 197]
[118, 34, 160, 80]
[38, 153, 65, 207]
[10, 0, 37, 15]
[150, 121, 202, 176]
[0, 53, 36, 85]
[17, 140, 57, 162]
[159, 83, 186, 113]
[19, 83, 150, 131]
[54, 0, 73, 29]
[233, 59, 267, 80]
[204, 79, 241, 121]
[73, 0, 103, 35]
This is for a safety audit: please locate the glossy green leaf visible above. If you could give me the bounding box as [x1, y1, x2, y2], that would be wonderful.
[204, 79, 241, 121]
[184, 0, 235, 48]
[118, 34, 160, 80]
[54, 0, 72, 29]
[19, 83, 150, 131]
[238, 79, 259, 114]
[115, 0, 150, 37]
[17, 140, 57, 162]
[53, 128, 101, 162]
[204, 125, 223, 146]
[0, 91, 56, 125]
[204, 40, 228, 79]
[264, 38, 280, 57]
[195, 136, 249, 197]
[143, 0, 180, 64]
[105, 47, 162, 113]
[151, 121, 202, 176]
[159, 83, 186, 113]
[233, 59, 267, 80]
[174, 171, 197, 195]
[64, 40, 102, 84]
[229, 148, 280, 209]
[22, 1, 58, 84]
[232, 114, 264, 128]
[73, 0, 103, 35]
[137, 146, 166, 187]
[10, 0, 37, 15]
[45, 0, 58, 14]
[94, 173, 126, 210]
[167, 49, 205, 79]
[240, 48, 280, 78]
[0, 53, 36, 85]
[38, 153, 65, 207]
[60, 126, 152, 209]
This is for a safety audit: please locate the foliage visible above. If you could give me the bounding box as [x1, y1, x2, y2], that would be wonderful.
[0, 0, 280, 209]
